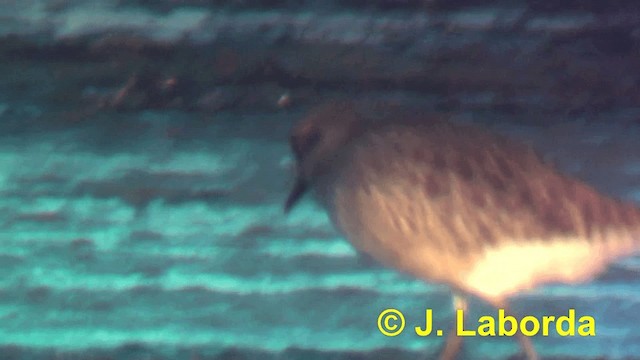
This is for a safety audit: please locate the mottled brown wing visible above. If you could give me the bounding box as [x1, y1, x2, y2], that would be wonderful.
[367, 118, 640, 254]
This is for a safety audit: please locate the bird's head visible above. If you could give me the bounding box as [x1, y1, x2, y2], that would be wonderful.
[284, 100, 364, 213]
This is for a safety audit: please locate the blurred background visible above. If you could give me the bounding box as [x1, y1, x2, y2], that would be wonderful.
[1, 1, 640, 359]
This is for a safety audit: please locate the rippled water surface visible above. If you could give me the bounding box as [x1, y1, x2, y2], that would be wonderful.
[2, 108, 640, 360]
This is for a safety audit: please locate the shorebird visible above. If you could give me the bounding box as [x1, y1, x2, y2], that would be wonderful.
[283, 100, 640, 359]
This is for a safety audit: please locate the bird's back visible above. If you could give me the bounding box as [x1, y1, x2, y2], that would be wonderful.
[311, 107, 640, 303]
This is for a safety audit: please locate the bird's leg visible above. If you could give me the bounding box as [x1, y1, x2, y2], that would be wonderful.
[439, 294, 467, 360]
[500, 302, 539, 360]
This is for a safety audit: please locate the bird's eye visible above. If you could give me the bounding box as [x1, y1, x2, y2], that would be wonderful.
[291, 128, 322, 160]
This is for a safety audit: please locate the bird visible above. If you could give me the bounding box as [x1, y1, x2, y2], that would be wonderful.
[283, 99, 640, 360]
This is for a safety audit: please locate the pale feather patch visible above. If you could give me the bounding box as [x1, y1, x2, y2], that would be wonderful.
[463, 233, 639, 302]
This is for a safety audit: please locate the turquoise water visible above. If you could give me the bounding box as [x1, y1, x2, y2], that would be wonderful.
[1, 110, 640, 360]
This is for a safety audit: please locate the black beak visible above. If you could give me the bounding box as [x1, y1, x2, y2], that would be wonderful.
[284, 175, 308, 213]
